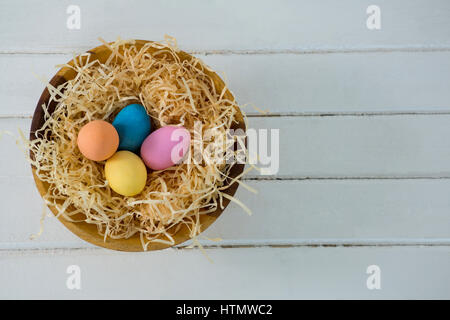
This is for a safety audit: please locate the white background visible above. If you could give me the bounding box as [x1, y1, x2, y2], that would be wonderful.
[0, 0, 449, 299]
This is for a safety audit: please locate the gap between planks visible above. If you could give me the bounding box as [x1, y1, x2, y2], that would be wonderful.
[5, 111, 450, 120]
[5, 175, 450, 181]
[2, 45, 450, 55]
[1, 241, 450, 255]
[244, 175, 450, 181]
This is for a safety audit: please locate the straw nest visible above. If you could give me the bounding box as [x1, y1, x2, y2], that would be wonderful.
[28, 38, 252, 250]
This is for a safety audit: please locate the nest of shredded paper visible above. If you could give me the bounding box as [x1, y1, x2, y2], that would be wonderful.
[28, 38, 251, 250]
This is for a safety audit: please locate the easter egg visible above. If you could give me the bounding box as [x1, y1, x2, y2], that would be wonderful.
[105, 151, 147, 196]
[112, 104, 151, 153]
[140, 126, 191, 170]
[77, 120, 119, 161]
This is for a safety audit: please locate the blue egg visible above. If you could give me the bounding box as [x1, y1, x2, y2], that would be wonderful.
[112, 104, 151, 153]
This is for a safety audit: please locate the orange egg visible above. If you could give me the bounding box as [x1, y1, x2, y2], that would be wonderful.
[77, 120, 119, 161]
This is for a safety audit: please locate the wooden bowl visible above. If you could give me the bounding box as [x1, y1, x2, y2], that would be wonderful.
[30, 40, 245, 252]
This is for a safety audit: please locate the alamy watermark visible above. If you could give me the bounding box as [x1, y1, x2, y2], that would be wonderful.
[366, 5, 381, 30]
[66, 265, 81, 290]
[169, 122, 280, 175]
[66, 5, 81, 30]
[366, 265, 381, 290]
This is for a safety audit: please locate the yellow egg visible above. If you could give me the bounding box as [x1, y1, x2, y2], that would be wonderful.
[105, 151, 147, 196]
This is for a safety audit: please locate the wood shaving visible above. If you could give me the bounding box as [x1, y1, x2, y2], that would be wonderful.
[27, 38, 250, 250]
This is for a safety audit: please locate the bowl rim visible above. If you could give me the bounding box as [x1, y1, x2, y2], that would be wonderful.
[30, 40, 246, 252]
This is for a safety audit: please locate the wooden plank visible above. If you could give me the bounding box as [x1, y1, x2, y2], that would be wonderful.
[4, 116, 450, 178]
[2, 176, 450, 249]
[3, 51, 450, 117]
[2, 116, 450, 249]
[0, 246, 449, 299]
[205, 52, 450, 115]
[1, 0, 450, 53]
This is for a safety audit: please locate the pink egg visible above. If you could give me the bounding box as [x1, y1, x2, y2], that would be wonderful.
[140, 126, 191, 170]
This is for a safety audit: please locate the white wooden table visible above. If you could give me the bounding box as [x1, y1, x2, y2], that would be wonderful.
[0, 0, 449, 299]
